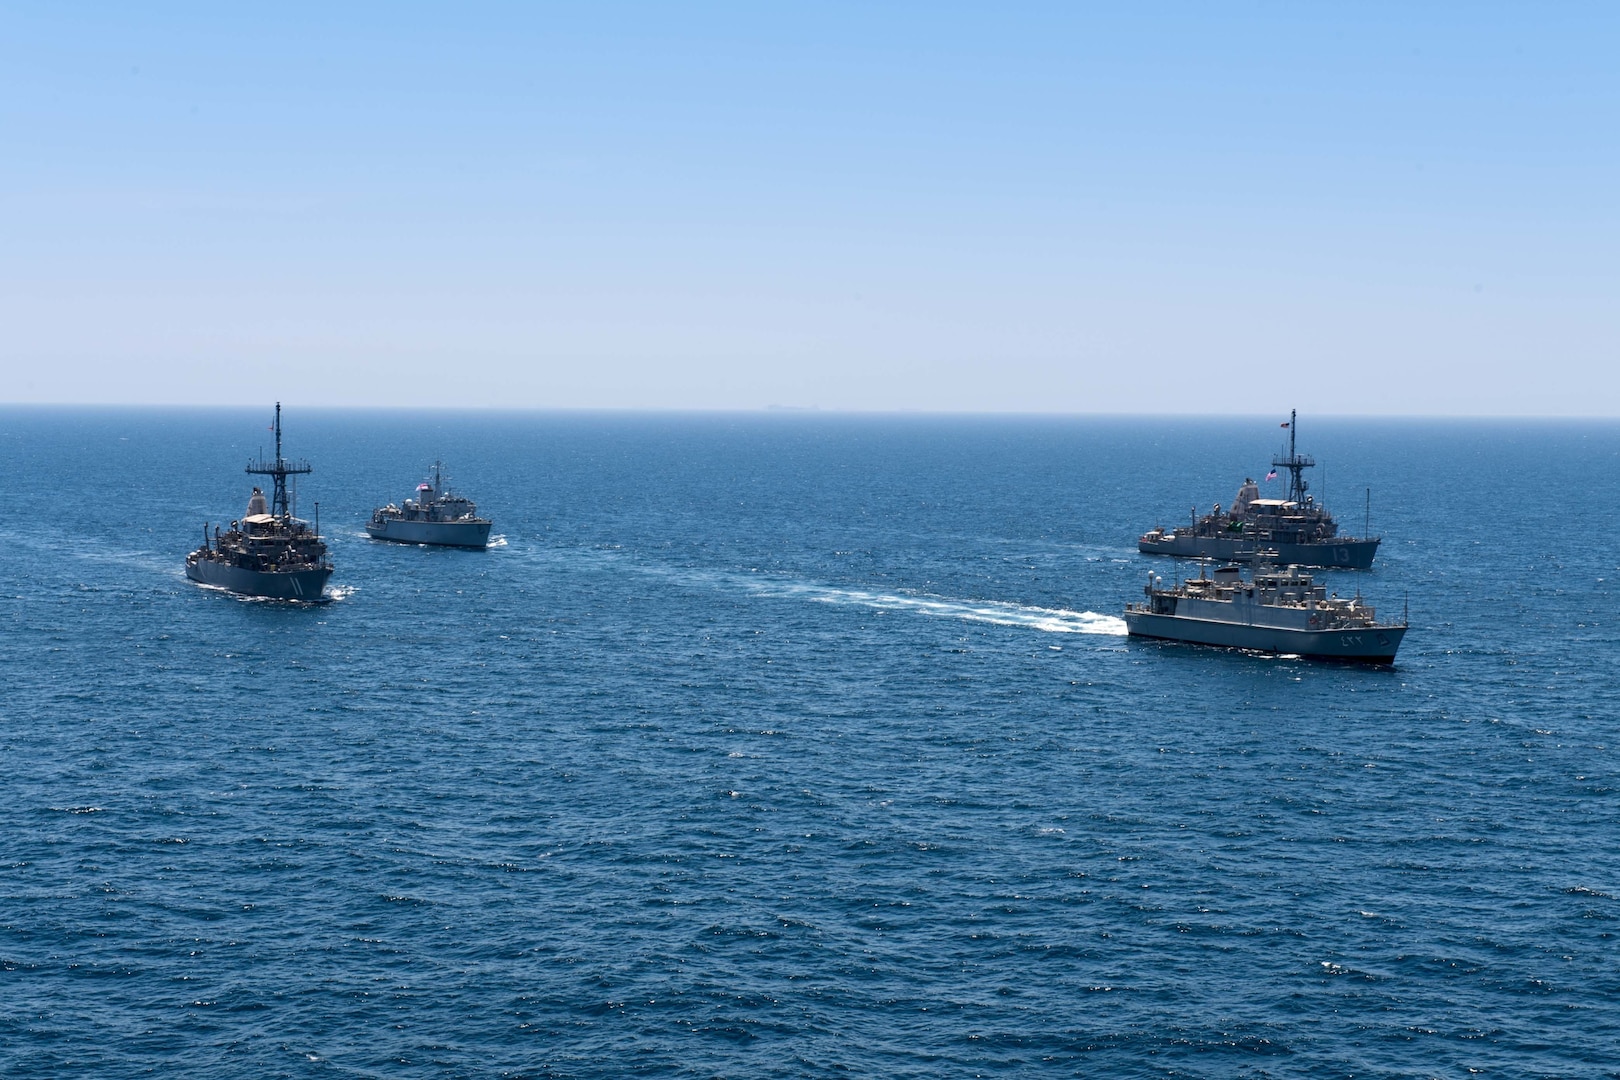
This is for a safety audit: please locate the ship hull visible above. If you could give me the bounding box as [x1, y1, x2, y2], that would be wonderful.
[1123, 611, 1404, 663]
[186, 558, 332, 600]
[365, 518, 491, 549]
[1138, 533, 1379, 569]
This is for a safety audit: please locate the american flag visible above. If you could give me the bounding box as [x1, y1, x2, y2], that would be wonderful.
[1265, 469, 1277, 480]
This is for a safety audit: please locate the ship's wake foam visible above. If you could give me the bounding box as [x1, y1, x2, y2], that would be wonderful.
[190, 581, 336, 605]
[752, 580, 1126, 635]
[523, 547, 1127, 637]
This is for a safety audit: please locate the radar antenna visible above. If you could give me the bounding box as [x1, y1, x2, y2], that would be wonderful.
[246, 402, 313, 518]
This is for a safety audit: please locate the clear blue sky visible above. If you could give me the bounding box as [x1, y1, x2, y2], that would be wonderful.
[3, 3, 1616, 414]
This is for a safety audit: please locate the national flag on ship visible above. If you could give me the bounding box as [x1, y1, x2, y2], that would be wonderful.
[1265, 469, 1278, 480]
[1280, 421, 1289, 428]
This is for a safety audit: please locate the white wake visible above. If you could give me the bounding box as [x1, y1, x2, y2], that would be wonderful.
[519, 547, 1128, 636]
[760, 581, 1125, 635]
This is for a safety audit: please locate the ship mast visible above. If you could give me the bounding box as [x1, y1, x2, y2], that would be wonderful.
[1271, 408, 1315, 505]
[246, 402, 313, 518]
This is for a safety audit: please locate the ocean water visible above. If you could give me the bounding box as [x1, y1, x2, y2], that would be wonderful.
[2, 408, 1617, 1079]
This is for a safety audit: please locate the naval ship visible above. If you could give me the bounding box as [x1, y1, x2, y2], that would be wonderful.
[186, 403, 333, 600]
[1123, 558, 1406, 663]
[365, 461, 492, 549]
[1137, 410, 1381, 569]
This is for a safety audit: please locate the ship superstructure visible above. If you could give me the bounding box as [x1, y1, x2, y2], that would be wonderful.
[185, 403, 332, 600]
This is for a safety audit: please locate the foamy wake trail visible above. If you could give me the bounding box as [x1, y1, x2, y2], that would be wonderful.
[557, 553, 1128, 636]
[751, 580, 1127, 635]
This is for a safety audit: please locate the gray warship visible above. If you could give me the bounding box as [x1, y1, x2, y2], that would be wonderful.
[1137, 410, 1380, 569]
[365, 461, 492, 549]
[1124, 558, 1406, 663]
[186, 403, 333, 600]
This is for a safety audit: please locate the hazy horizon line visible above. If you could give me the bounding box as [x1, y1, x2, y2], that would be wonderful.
[4, 401, 1618, 422]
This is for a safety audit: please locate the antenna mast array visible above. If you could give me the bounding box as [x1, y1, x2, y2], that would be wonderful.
[1271, 408, 1315, 505]
[245, 402, 313, 518]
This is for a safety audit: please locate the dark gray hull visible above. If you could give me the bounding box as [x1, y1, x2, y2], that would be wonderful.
[365, 518, 491, 549]
[1123, 611, 1404, 663]
[186, 558, 332, 600]
[1138, 533, 1380, 569]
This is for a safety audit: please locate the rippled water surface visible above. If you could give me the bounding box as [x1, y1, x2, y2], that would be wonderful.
[3, 409, 1618, 1078]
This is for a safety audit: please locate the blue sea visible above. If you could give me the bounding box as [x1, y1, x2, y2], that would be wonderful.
[3, 408, 1618, 1078]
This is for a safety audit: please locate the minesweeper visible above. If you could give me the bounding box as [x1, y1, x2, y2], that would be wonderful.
[1137, 410, 1381, 569]
[186, 403, 333, 600]
[1123, 559, 1407, 663]
[365, 461, 492, 549]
